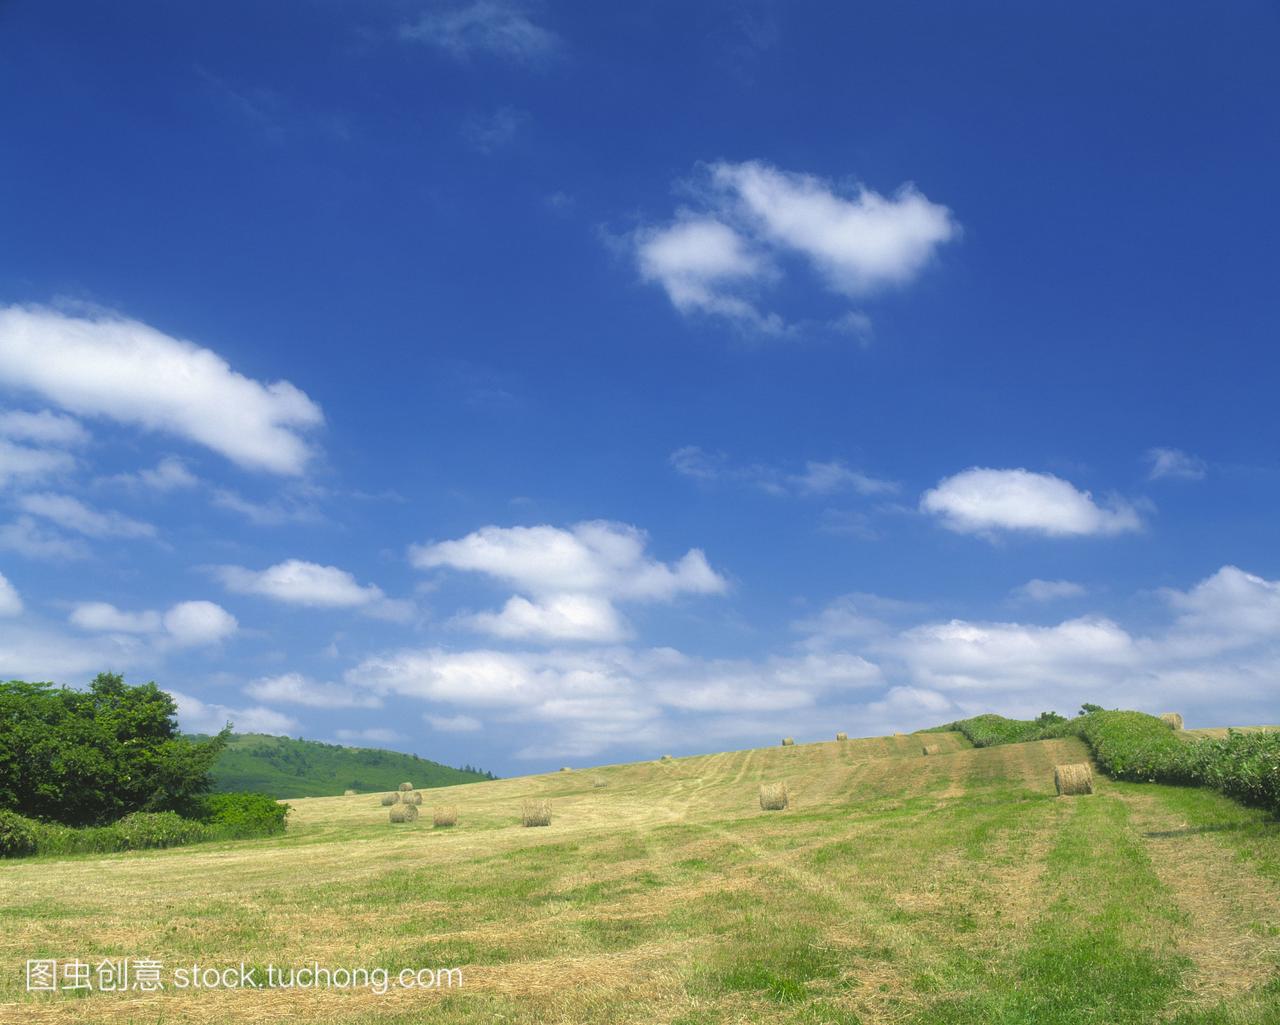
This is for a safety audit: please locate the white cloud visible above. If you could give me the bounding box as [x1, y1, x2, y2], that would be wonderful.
[0, 440, 76, 488]
[461, 106, 527, 152]
[215, 559, 386, 608]
[920, 468, 1141, 537]
[1147, 447, 1207, 481]
[0, 517, 88, 561]
[0, 571, 22, 616]
[671, 447, 896, 498]
[0, 409, 89, 446]
[69, 601, 163, 633]
[426, 713, 483, 732]
[412, 520, 725, 643]
[400, 2, 558, 62]
[334, 727, 406, 745]
[17, 492, 156, 539]
[463, 593, 629, 642]
[162, 601, 238, 646]
[108, 456, 200, 492]
[244, 672, 381, 709]
[171, 690, 299, 736]
[1012, 579, 1088, 602]
[0, 622, 142, 681]
[634, 161, 956, 331]
[0, 305, 323, 475]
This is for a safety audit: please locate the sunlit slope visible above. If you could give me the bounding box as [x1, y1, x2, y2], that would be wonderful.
[4, 730, 1279, 1025]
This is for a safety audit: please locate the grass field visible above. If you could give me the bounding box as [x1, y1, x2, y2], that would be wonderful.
[3, 730, 1279, 1024]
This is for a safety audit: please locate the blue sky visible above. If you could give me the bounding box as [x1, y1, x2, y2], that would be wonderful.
[1, 1, 1277, 773]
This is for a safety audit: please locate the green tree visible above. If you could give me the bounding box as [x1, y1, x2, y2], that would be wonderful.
[1079, 702, 1105, 716]
[0, 673, 229, 826]
[1036, 710, 1067, 726]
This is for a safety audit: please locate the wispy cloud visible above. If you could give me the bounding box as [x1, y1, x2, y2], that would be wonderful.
[671, 446, 897, 498]
[1147, 447, 1207, 481]
[400, 2, 559, 63]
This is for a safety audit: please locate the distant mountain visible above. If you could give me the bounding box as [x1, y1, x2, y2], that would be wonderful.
[199, 733, 496, 798]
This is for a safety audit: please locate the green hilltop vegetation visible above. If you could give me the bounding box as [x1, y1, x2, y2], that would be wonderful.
[201, 732, 496, 798]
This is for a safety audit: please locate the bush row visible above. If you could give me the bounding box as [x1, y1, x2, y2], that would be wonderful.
[0, 792, 289, 858]
[934, 710, 1280, 813]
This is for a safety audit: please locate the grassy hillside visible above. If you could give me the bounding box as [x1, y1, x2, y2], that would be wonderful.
[3, 730, 1278, 1023]
[204, 732, 495, 797]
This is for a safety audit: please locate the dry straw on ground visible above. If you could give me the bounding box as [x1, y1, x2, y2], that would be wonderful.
[759, 782, 790, 811]
[398, 782, 413, 792]
[836, 732, 848, 741]
[1161, 712, 1185, 730]
[781, 737, 795, 747]
[389, 804, 419, 823]
[921, 743, 941, 756]
[1054, 763, 1093, 796]
[433, 805, 458, 828]
[522, 799, 552, 827]
[380, 794, 399, 806]
[343, 789, 357, 796]
[401, 791, 422, 805]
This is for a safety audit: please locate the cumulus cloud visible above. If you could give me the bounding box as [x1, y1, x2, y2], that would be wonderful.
[426, 713, 483, 732]
[400, 2, 558, 62]
[171, 690, 299, 736]
[920, 468, 1141, 537]
[70, 598, 237, 646]
[0, 305, 323, 475]
[634, 161, 956, 331]
[17, 492, 156, 539]
[0, 571, 22, 616]
[412, 520, 725, 643]
[216, 559, 384, 608]
[1147, 447, 1207, 481]
[0, 409, 89, 447]
[1011, 579, 1088, 603]
[244, 672, 381, 709]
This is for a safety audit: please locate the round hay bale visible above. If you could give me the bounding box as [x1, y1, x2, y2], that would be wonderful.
[433, 805, 458, 828]
[522, 799, 552, 827]
[1160, 712, 1184, 730]
[591, 775, 608, 788]
[343, 789, 357, 796]
[389, 804, 419, 823]
[759, 782, 789, 811]
[781, 737, 795, 747]
[559, 766, 572, 773]
[922, 743, 941, 756]
[835, 731, 848, 741]
[398, 782, 414, 792]
[401, 791, 422, 805]
[1054, 763, 1093, 796]
[380, 793, 399, 806]
[659, 754, 673, 762]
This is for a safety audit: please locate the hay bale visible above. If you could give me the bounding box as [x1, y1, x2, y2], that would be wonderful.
[432, 805, 458, 828]
[759, 782, 789, 811]
[659, 754, 673, 761]
[781, 737, 795, 747]
[1054, 763, 1093, 796]
[380, 793, 399, 806]
[522, 799, 552, 827]
[389, 804, 419, 823]
[1160, 712, 1184, 730]
[835, 731, 848, 741]
[922, 743, 941, 756]
[343, 789, 357, 796]
[401, 791, 422, 805]
[398, 782, 414, 792]
[591, 775, 608, 788]
[559, 766, 572, 773]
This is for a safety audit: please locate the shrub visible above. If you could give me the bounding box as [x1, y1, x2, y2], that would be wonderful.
[1183, 730, 1280, 810]
[111, 812, 210, 851]
[196, 792, 289, 837]
[0, 810, 39, 857]
[929, 714, 1045, 748]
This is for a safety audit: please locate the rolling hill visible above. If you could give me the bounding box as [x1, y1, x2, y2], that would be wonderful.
[203, 732, 495, 797]
[4, 728, 1277, 1023]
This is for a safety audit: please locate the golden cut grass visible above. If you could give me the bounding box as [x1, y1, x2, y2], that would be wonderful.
[1054, 763, 1093, 796]
[759, 782, 789, 811]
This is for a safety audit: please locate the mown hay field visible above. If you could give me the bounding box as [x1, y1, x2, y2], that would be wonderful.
[3, 729, 1279, 1024]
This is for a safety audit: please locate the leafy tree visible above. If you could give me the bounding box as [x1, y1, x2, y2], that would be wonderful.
[1079, 703, 1105, 716]
[0, 673, 229, 826]
[1036, 711, 1067, 726]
